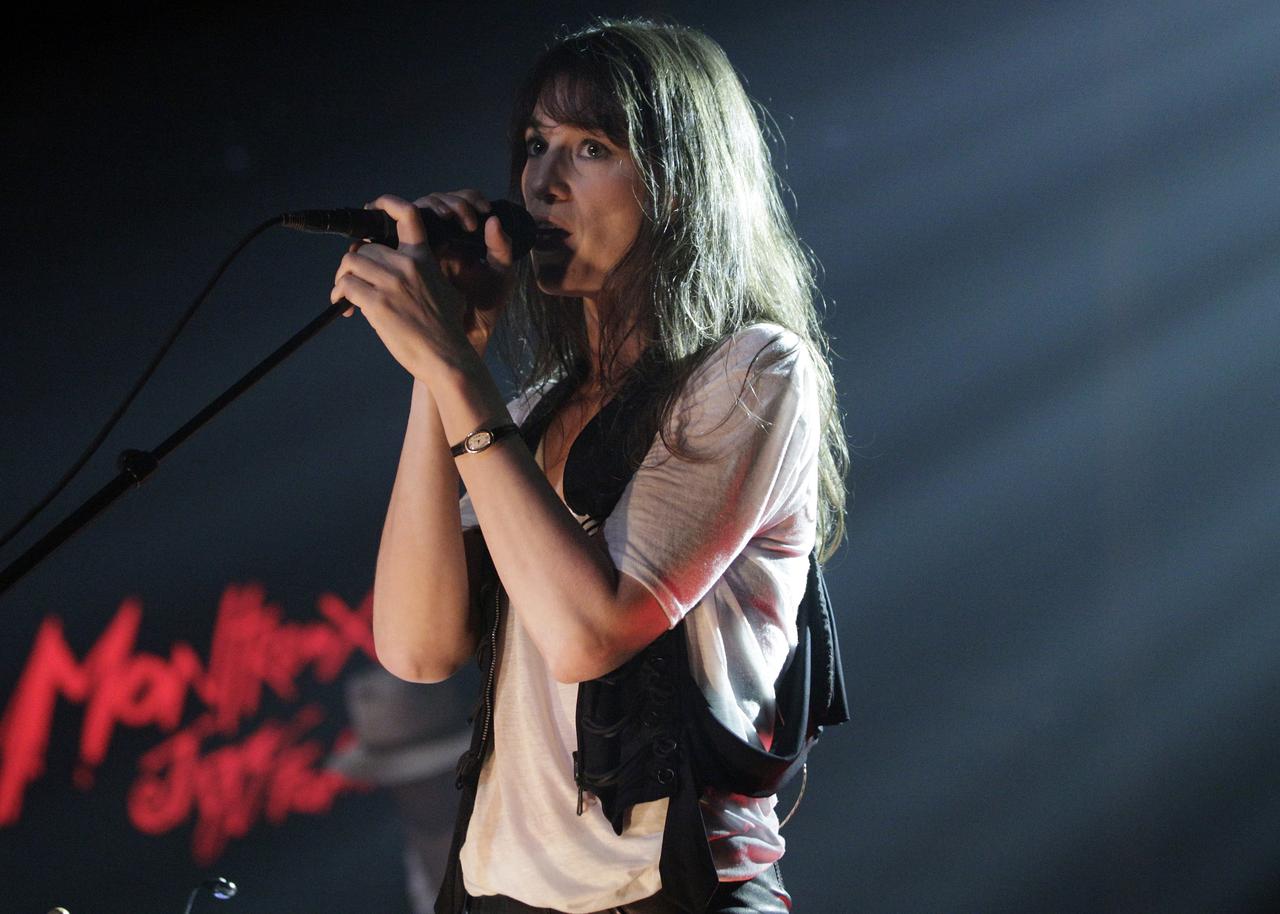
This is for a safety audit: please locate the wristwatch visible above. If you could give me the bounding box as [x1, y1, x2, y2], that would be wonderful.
[450, 422, 518, 457]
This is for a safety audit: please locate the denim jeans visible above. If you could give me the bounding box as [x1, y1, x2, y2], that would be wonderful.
[464, 861, 792, 914]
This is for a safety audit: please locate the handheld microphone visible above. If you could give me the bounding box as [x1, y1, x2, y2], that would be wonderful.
[281, 199, 537, 260]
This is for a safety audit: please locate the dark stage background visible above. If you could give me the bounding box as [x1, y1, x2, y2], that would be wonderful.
[2, 2, 1278, 912]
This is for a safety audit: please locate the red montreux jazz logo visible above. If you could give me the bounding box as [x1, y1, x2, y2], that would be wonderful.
[0, 584, 377, 864]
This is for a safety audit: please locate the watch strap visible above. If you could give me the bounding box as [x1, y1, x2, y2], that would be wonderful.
[450, 422, 519, 457]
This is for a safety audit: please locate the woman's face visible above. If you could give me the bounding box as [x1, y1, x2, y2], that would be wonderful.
[521, 98, 646, 304]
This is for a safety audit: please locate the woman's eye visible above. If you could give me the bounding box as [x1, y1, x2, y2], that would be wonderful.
[581, 140, 610, 159]
[526, 136, 547, 156]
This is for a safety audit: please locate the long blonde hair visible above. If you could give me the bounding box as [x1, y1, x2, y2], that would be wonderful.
[499, 18, 849, 560]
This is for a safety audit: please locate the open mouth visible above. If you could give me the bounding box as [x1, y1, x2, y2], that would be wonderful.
[533, 223, 570, 251]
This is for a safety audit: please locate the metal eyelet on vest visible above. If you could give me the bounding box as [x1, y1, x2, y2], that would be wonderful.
[642, 709, 663, 728]
[652, 736, 678, 757]
[654, 766, 675, 785]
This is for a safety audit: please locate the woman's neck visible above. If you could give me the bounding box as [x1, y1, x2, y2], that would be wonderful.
[581, 295, 647, 390]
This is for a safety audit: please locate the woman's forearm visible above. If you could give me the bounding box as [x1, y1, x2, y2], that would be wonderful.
[425, 352, 656, 683]
[373, 378, 477, 682]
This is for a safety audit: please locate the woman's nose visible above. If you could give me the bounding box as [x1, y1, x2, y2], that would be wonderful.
[524, 152, 570, 203]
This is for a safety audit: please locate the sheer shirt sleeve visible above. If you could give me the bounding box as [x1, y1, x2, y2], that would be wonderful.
[603, 324, 820, 627]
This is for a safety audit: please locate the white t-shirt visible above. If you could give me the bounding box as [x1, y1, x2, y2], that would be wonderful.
[457, 323, 820, 912]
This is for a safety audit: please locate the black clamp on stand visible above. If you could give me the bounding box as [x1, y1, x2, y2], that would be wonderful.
[118, 448, 160, 486]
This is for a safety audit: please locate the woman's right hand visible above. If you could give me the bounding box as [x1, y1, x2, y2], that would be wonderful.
[412, 189, 516, 357]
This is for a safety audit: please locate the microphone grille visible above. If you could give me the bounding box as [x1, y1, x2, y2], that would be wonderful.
[489, 200, 537, 259]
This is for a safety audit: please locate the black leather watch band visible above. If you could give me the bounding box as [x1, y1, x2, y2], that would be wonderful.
[450, 423, 518, 457]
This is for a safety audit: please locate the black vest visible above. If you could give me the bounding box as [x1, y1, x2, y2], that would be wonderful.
[436, 361, 848, 914]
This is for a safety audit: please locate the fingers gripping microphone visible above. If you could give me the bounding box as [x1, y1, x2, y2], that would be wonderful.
[282, 199, 537, 259]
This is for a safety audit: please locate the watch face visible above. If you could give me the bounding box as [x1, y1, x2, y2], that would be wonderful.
[465, 430, 494, 453]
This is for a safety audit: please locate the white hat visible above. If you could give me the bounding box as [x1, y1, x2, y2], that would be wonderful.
[326, 666, 473, 787]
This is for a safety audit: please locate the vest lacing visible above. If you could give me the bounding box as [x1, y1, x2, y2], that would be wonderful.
[573, 647, 682, 815]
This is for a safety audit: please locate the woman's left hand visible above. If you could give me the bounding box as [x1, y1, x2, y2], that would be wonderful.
[329, 194, 474, 381]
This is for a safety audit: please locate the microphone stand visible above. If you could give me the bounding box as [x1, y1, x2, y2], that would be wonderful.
[0, 300, 350, 597]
